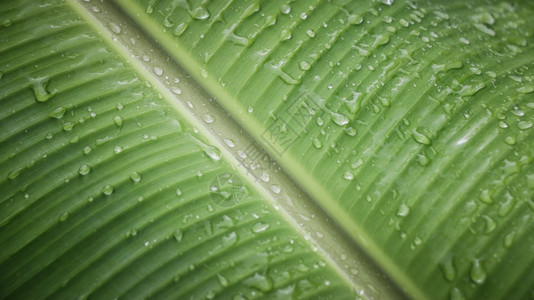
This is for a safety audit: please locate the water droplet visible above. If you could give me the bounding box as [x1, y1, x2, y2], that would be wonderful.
[343, 171, 354, 181]
[474, 23, 495, 36]
[48, 107, 66, 119]
[396, 203, 410, 217]
[190, 7, 210, 20]
[8, 167, 23, 180]
[114, 145, 123, 154]
[312, 138, 322, 149]
[217, 273, 229, 287]
[244, 273, 272, 292]
[504, 136, 516, 145]
[130, 171, 141, 183]
[482, 215, 496, 233]
[413, 130, 431, 145]
[173, 23, 188, 36]
[205, 290, 215, 299]
[102, 184, 114, 196]
[332, 112, 349, 126]
[83, 146, 92, 155]
[78, 164, 91, 176]
[173, 229, 183, 242]
[517, 85, 534, 94]
[270, 184, 281, 194]
[200, 68, 208, 78]
[478, 189, 493, 204]
[153, 66, 163, 76]
[504, 231, 515, 248]
[344, 127, 357, 136]
[299, 61, 311, 71]
[58, 212, 69, 222]
[348, 14, 363, 25]
[30, 77, 52, 102]
[252, 222, 270, 233]
[175, 188, 182, 196]
[280, 4, 291, 14]
[470, 259, 486, 285]
[108, 22, 121, 34]
[518, 121, 532, 130]
[450, 287, 465, 300]
[223, 138, 235, 148]
[170, 86, 182, 95]
[439, 257, 456, 281]
[222, 231, 238, 247]
[306, 29, 315, 37]
[202, 114, 215, 123]
[113, 116, 123, 128]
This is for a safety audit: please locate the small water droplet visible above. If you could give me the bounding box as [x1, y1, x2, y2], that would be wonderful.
[114, 145, 123, 154]
[252, 222, 270, 233]
[58, 212, 69, 222]
[130, 171, 141, 183]
[217, 273, 229, 287]
[244, 273, 272, 292]
[299, 61, 311, 71]
[470, 259, 486, 285]
[504, 231, 515, 248]
[170, 86, 182, 95]
[114, 116, 123, 128]
[202, 114, 215, 123]
[173, 23, 188, 36]
[222, 231, 238, 247]
[102, 184, 114, 196]
[78, 164, 91, 176]
[8, 167, 23, 180]
[48, 107, 66, 119]
[518, 121, 532, 130]
[312, 138, 322, 149]
[332, 112, 349, 126]
[450, 287, 465, 300]
[190, 7, 210, 20]
[270, 184, 281, 194]
[108, 22, 121, 34]
[482, 215, 496, 233]
[343, 171, 354, 181]
[478, 189, 493, 204]
[504, 136, 516, 145]
[223, 138, 235, 148]
[174, 229, 183, 242]
[176, 188, 182, 196]
[396, 203, 410, 217]
[280, 4, 291, 14]
[439, 257, 456, 281]
[83, 146, 92, 155]
[413, 130, 431, 145]
[153, 66, 163, 76]
[517, 85, 534, 94]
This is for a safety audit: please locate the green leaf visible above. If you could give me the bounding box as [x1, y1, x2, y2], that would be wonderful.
[1, 0, 534, 300]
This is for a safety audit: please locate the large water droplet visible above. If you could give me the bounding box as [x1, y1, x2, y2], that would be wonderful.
[108, 22, 121, 34]
[217, 273, 229, 287]
[30, 77, 53, 102]
[470, 259, 486, 285]
[450, 287, 465, 300]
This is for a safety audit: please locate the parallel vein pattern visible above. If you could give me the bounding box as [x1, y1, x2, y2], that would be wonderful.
[0, 1, 357, 299]
[118, 0, 534, 299]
